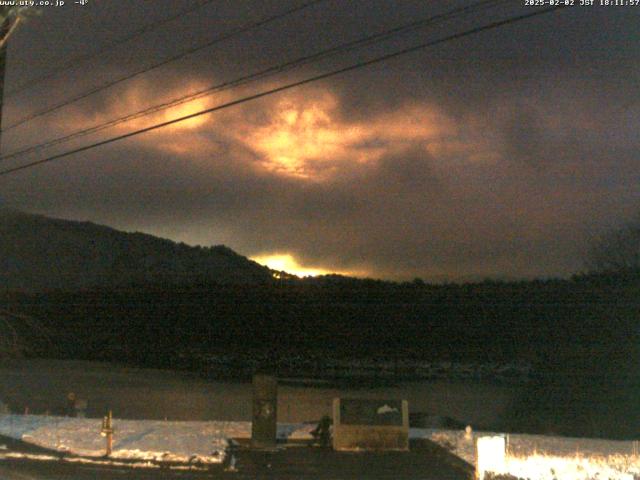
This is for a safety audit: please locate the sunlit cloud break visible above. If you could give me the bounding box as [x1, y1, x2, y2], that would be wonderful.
[251, 253, 352, 278]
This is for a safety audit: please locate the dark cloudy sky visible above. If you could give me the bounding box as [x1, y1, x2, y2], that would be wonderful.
[1, 0, 638, 280]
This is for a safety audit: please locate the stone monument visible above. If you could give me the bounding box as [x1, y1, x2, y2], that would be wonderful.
[251, 374, 278, 449]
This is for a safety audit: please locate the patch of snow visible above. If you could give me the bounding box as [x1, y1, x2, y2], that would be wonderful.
[287, 423, 316, 440]
[377, 404, 399, 414]
[0, 452, 59, 462]
[0, 451, 206, 470]
[506, 453, 640, 480]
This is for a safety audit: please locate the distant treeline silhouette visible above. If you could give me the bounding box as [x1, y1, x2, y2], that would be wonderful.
[4, 271, 638, 438]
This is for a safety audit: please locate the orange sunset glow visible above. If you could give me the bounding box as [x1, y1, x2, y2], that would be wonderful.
[241, 91, 466, 180]
[246, 93, 362, 178]
[251, 253, 354, 278]
[47, 80, 482, 183]
[163, 97, 211, 130]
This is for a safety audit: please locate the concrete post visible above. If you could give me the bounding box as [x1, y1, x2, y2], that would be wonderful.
[251, 374, 277, 450]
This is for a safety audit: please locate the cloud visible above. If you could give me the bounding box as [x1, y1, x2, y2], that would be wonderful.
[2, 2, 639, 281]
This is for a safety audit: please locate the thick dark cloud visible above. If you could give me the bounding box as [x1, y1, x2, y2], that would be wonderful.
[1, 1, 638, 280]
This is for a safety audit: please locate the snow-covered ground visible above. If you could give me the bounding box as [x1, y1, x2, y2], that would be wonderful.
[1, 414, 638, 479]
[0, 414, 316, 466]
[419, 428, 640, 480]
[0, 415, 229, 464]
[1, 360, 636, 478]
[0, 415, 315, 464]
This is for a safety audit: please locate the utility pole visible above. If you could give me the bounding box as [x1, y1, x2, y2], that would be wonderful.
[0, 7, 22, 138]
[0, 7, 10, 330]
[0, 7, 24, 345]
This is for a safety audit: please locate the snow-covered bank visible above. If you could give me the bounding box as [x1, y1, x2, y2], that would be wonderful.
[0, 414, 318, 465]
[0, 415, 229, 464]
[418, 428, 640, 480]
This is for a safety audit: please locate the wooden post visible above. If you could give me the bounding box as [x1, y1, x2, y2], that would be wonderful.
[101, 410, 113, 456]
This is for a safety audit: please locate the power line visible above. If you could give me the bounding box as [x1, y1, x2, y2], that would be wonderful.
[5, 0, 217, 98]
[0, 0, 509, 163]
[0, 6, 565, 178]
[2, 0, 326, 132]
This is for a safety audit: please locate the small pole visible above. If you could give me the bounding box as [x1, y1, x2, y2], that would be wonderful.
[101, 410, 113, 456]
[106, 411, 113, 456]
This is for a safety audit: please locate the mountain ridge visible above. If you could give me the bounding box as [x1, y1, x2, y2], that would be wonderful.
[0, 208, 275, 291]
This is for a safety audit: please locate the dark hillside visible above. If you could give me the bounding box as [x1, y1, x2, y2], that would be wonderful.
[0, 208, 274, 291]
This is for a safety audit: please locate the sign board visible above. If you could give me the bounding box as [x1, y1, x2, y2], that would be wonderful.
[333, 398, 409, 451]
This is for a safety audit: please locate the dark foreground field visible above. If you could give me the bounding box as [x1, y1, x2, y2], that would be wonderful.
[0, 440, 472, 480]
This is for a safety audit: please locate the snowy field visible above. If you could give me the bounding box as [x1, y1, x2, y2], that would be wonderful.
[0, 415, 230, 464]
[0, 414, 318, 466]
[421, 428, 640, 480]
[2, 359, 637, 478]
[1, 415, 638, 479]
